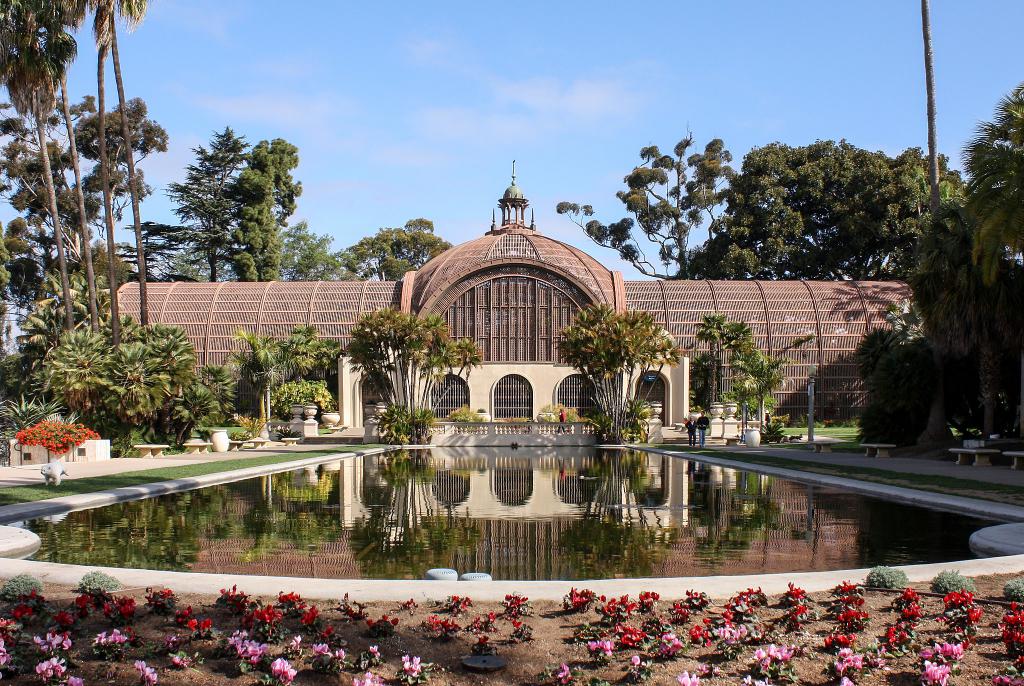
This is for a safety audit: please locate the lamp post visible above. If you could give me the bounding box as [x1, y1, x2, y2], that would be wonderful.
[807, 365, 817, 445]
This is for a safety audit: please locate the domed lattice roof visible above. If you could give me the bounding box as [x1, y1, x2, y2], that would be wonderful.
[409, 227, 616, 313]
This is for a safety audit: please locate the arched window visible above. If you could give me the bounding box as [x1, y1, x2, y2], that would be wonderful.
[635, 373, 666, 421]
[556, 374, 597, 415]
[431, 374, 469, 418]
[493, 374, 533, 419]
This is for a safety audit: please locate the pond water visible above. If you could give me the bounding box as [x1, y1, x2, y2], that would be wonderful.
[18, 448, 992, 580]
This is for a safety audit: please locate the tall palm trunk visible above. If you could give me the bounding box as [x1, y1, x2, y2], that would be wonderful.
[108, 18, 148, 324]
[917, 0, 949, 445]
[921, 0, 941, 215]
[979, 342, 1000, 438]
[97, 48, 121, 345]
[60, 75, 100, 331]
[34, 105, 74, 330]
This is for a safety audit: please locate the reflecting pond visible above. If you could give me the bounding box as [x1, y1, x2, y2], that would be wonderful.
[19, 448, 993, 580]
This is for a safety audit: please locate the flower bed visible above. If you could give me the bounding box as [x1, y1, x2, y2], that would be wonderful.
[15, 422, 100, 455]
[0, 574, 1022, 685]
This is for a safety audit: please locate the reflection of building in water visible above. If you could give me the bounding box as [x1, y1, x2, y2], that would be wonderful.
[186, 448, 877, 580]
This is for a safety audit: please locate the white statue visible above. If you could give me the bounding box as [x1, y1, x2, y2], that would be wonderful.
[40, 461, 67, 486]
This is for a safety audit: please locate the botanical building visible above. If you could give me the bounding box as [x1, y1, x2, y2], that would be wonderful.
[121, 179, 908, 426]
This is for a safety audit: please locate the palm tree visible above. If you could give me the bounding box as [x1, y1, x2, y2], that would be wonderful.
[920, 0, 941, 216]
[91, 0, 122, 345]
[911, 202, 1022, 436]
[695, 314, 753, 404]
[732, 349, 788, 430]
[231, 330, 292, 433]
[59, 72, 100, 331]
[45, 328, 109, 414]
[0, 0, 78, 330]
[104, 0, 149, 322]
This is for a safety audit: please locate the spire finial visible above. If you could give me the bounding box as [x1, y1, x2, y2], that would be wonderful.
[511, 159, 516, 184]
[491, 208, 496, 230]
[530, 208, 535, 230]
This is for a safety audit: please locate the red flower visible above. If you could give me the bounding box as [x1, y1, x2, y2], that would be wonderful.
[16, 420, 99, 454]
[688, 624, 711, 646]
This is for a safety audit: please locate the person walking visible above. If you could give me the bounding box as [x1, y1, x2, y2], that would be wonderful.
[558, 407, 567, 434]
[686, 418, 697, 447]
[695, 412, 710, 448]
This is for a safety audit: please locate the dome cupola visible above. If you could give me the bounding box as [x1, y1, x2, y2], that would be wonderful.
[493, 160, 530, 231]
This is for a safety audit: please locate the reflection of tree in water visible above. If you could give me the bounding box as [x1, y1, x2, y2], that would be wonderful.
[349, 451, 481, 579]
[558, 450, 677, 577]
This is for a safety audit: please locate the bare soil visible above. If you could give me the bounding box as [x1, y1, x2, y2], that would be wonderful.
[4, 573, 1023, 685]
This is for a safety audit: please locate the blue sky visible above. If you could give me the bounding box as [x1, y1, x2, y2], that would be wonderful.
[43, 0, 1024, 277]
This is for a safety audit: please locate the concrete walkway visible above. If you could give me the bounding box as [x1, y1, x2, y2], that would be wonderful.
[0, 444, 339, 489]
[664, 443, 1024, 488]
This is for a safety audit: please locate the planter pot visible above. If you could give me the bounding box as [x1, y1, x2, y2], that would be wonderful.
[210, 430, 230, 453]
[723, 402, 738, 419]
[710, 403, 724, 419]
[321, 412, 341, 427]
[688, 412, 700, 422]
[303, 404, 318, 420]
[290, 404, 306, 421]
[538, 412, 556, 423]
[476, 411, 491, 422]
[743, 428, 761, 448]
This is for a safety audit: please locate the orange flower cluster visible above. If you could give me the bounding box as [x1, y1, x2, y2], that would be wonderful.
[15, 421, 99, 454]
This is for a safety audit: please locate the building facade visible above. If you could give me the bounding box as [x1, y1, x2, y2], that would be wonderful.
[120, 180, 909, 426]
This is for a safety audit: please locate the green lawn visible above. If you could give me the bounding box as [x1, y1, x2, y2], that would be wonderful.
[664, 447, 1024, 507]
[0, 446, 378, 507]
[778, 426, 859, 450]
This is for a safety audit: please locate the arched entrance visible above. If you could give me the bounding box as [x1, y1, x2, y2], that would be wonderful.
[493, 374, 533, 419]
[431, 374, 469, 418]
[556, 374, 597, 415]
[635, 373, 667, 421]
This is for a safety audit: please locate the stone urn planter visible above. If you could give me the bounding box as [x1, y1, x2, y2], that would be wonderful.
[303, 404, 318, 420]
[476, 409, 491, 422]
[210, 430, 230, 453]
[723, 402, 738, 419]
[290, 404, 306, 422]
[689, 411, 700, 422]
[743, 427, 761, 448]
[709, 403, 724, 420]
[321, 412, 341, 427]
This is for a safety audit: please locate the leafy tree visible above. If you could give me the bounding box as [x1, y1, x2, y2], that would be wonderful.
[280, 220, 348, 280]
[965, 83, 1024, 281]
[231, 138, 301, 281]
[282, 325, 341, 380]
[910, 202, 1023, 436]
[856, 322, 934, 445]
[694, 314, 754, 404]
[731, 349, 788, 428]
[561, 305, 682, 442]
[347, 309, 480, 441]
[690, 141, 962, 280]
[230, 330, 291, 430]
[341, 218, 450, 280]
[557, 136, 733, 279]
[0, 0, 78, 329]
[165, 127, 249, 281]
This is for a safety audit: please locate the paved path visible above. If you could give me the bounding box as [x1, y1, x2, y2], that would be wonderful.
[0, 444, 336, 489]
[661, 443, 1024, 488]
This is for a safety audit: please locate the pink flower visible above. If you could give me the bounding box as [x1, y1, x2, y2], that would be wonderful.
[921, 660, 952, 686]
[287, 636, 302, 653]
[169, 653, 192, 669]
[402, 654, 423, 677]
[68, 677, 84, 686]
[369, 645, 381, 658]
[555, 663, 573, 685]
[35, 657, 68, 680]
[134, 660, 158, 686]
[353, 672, 385, 686]
[270, 658, 296, 685]
[311, 643, 331, 656]
[677, 672, 701, 686]
[631, 655, 642, 666]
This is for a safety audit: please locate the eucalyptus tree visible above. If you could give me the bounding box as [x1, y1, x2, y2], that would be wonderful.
[557, 136, 733, 279]
[561, 305, 681, 442]
[0, 0, 78, 329]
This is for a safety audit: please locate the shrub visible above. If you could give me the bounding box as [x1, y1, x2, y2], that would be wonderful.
[930, 570, 976, 594]
[228, 429, 249, 441]
[761, 416, 787, 443]
[232, 415, 265, 439]
[77, 570, 122, 594]
[446, 406, 481, 423]
[538, 404, 580, 423]
[865, 566, 909, 589]
[1004, 578, 1024, 602]
[271, 380, 336, 420]
[0, 573, 43, 600]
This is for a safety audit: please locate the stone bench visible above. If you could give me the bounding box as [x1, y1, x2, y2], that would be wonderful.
[227, 440, 253, 451]
[1002, 451, 1024, 470]
[861, 443, 897, 458]
[280, 437, 301, 446]
[949, 447, 1001, 467]
[247, 437, 270, 449]
[182, 440, 212, 455]
[724, 436, 742, 446]
[134, 444, 170, 458]
[809, 439, 842, 453]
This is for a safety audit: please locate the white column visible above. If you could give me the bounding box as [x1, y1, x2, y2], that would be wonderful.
[668, 357, 690, 425]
